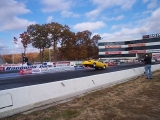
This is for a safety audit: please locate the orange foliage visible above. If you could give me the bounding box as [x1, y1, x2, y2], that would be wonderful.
[3, 52, 39, 64]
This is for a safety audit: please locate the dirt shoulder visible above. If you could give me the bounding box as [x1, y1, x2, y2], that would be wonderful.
[2, 70, 160, 120]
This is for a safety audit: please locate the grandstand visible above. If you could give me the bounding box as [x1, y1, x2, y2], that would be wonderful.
[0, 55, 5, 64]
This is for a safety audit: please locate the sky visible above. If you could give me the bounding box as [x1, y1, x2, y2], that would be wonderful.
[0, 0, 160, 55]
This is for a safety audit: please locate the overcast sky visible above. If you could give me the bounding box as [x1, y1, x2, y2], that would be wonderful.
[0, 0, 160, 54]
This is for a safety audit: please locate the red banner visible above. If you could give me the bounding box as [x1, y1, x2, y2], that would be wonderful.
[128, 50, 146, 54]
[53, 61, 70, 67]
[19, 68, 32, 75]
[105, 51, 122, 54]
[0, 67, 5, 71]
[152, 54, 160, 58]
[105, 45, 121, 48]
[128, 43, 146, 47]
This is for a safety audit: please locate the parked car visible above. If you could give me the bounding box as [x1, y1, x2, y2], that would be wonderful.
[82, 59, 108, 70]
[105, 62, 115, 66]
[105, 59, 120, 66]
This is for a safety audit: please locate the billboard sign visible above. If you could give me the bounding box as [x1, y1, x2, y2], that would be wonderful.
[143, 33, 160, 39]
[105, 45, 121, 48]
[105, 51, 122, 54]
[128, 50, 146, 54]
[128, 43, 146, 47]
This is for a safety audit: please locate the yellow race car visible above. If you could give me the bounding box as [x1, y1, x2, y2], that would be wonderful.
[82, 59, 108, 70]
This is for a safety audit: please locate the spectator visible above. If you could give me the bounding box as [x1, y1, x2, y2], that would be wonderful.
[144, 54, 153, 79]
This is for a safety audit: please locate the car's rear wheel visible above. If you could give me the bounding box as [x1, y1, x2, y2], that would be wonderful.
[93, 63, 96, 67]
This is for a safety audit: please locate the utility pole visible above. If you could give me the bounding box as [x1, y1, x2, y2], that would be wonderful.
[12, 54, 14, 64]
[49, 48, 51, 62]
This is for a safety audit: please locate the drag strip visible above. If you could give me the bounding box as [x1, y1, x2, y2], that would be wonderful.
[0, 63, 145, 90]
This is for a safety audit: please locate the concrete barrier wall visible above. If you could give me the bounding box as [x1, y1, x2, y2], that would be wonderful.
[0, 64, 160, 118]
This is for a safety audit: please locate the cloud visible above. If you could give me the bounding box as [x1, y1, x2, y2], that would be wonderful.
[145, 7, 160, 32]
[102, 24, 150, 41]
[101, 27, 144, 41]
[86, 0, 136, 19]
[47, 16, 53, 23]
[0, 17, 36, 31]
[0, 41, 13, 54]
[143, 0, 149, 3]
[72, 14, 80, 18]
[116, 15, 124, 20]
[85, 9, 102, 20]
[0, 0, 35, 31]
[91, 0, 136, 10]
[41, 0, 72, 12]
[73, 21, 106, 31]
[102, 15, 124, 21]
[0, 0, 30, 17]
[61, 11, 73, 17]
[41, 0, 80, 18]
[100, 7, 160, 41]
[147, 0, 157, 9]
[0, 43, 7, 49]
[60, 10, 80, 18]
[111, 23, 132, 30]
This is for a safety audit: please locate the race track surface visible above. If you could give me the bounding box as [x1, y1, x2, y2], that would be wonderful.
[0, 63, 145, 90]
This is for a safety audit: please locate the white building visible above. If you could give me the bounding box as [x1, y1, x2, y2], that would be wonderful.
[98, 33, 160, 60]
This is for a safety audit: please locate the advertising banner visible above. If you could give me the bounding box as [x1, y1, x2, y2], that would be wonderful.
[152, 54, 160, 59]
[128, 43, 146, 47]
[105, 51, 122, 54]
[19, 68, 32, 75]
[105, 45, 121, 48]
[146, 49, 160, 53]
[143, 33, 160, 39]
[4, 65, 52, 71]
[53, 62, 70, 67]
[0, 67, 5, 71]
[128, 50, 146, 54]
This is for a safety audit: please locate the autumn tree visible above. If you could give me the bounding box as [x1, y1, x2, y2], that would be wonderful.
[27, 24, 52, 63]
[58, 27, 77, 60]
[41, 48, 53, 62]
[75, 30, 101, 60]
[18, 21, 101, 62]
[47, 22, 71, 61]
[13, 54, 22, 63]
[90, 34, 101, 58]
[76, 30, 90, 59]
[2, 54, 20, 63]
[19, 31, 31, 55]
[3, 54, 12, 63]
[25, 52, 39, 63]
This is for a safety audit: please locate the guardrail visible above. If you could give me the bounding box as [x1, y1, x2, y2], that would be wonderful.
[0, 64, 160, 118]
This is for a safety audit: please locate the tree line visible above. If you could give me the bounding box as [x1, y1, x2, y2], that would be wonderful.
[19, 22, 102, 62]
[3, 51, 53, 64]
